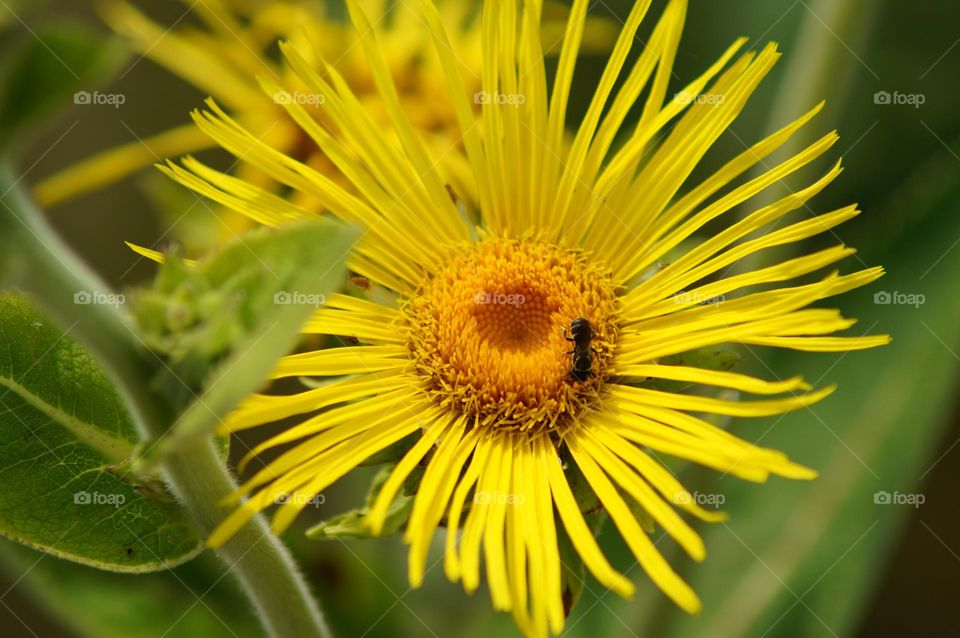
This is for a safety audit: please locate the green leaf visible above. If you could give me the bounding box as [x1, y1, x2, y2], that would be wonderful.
[0, 22, 125, 153]
[133, 218, 357, 461]
[0, 292, 203, 571]
[648, 186, 960, 638]
[0, 539, 260, 638]
[307, 467, 413, 540]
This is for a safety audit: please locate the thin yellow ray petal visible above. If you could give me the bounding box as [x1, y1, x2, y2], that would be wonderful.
[743, 335, 892, 351]
[270, 345, 408, 379]
[269, 408, 437, 534]
[613, 364, 810, 395]
[627, 131, 840, 279]
[529, 436, 565, 633]
[616, 310, 857, 363]
[567, 434, 702, 613]
[224, 370, 408, 430]
[482, 435, 514, 610]
[125, 242, 167, 264]
[230, 395, 429, 500]
[445, 435, 493, 582]
[630, 101, 826, 256]
[103, 2, 263, 108]
[539, 437, 634, 598]
[35, 123, 214, 207]
[550, 0, 652, 235]
[366, 413, 452, 534]
[588, 426, 728, 522]
[601, 45, 785, 275]
[595, 45, 780, 266]
[460, 436, 502, 594]
[628, 245, 855, 321]
[574, 431, 706, 560]
[406, 422, 475, 586]
[158, 160, 304, 228]
[630, 271, 845, 338]
[301, 308, 407, 345]
[237, 388, 414, 474]
[608, 384, 836, 418]
[544, 0, 588, 170]
[507, 439, 533, 633]
[629, 185, 852, 308]
[416, 0, 495, 217]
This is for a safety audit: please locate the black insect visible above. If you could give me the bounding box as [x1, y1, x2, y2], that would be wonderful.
[564, 317, 595, 382]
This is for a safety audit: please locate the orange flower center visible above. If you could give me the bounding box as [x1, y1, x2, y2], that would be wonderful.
[406, 239, 618, 432]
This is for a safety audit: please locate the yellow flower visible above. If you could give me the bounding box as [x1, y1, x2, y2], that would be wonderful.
[35, 0, 613, 224]
[157, 0, 888, 636]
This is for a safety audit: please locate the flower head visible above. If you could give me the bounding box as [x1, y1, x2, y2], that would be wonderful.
[36, 0, 612, 225]
[160, 0, 888, 635]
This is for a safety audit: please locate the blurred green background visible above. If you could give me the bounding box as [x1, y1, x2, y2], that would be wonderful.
[1, 0, 959, 636]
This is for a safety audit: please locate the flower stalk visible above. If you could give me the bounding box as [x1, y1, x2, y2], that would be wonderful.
[0, 161, 331, 638]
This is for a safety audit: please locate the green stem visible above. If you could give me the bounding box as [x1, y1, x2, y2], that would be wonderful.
[0, 163, 331, 638]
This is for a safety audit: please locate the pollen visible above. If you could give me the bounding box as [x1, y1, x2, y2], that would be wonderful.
[405, 238, 619, 432]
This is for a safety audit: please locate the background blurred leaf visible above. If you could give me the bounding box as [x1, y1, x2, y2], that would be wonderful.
[133, 218, 357, 459]
[307, 467, 414, 540]
[0, 292, 203, 571]
[639, 185, 960, 638]
[0, 0, 51, 30]
[0, 21, 125, 154]
[0, 539, 259, 638]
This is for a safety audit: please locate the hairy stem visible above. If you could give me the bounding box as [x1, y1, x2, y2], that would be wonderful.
[0, 163, 331, 638]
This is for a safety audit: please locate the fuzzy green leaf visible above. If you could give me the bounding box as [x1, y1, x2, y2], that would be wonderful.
[0, 539, 260, 638]
[0, 23, 125, 153]
[0, 293, 203, 571]
[133, 219, 357, 460]
[307, 467, 414, 540]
